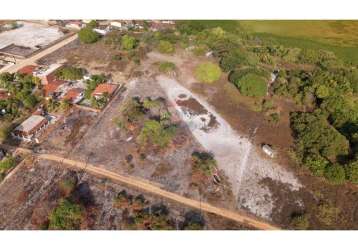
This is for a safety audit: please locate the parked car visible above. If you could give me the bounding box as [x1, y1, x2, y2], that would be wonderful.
[261, 144, 275, 158]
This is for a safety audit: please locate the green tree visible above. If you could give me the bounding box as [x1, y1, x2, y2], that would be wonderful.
[121, 35, 137, 50]
[78, 27, 100, 44]
[56, 66, 84, 80]
[194, 62, 222, 83]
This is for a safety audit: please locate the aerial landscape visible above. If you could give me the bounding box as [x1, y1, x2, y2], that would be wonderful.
[1, 20, 358, 230]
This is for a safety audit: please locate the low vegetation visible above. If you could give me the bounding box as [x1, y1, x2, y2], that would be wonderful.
[158, 40, 175, 54]
[48, 199, 84, 230]
[158, 61, 176, 73]
[194, 62, 222, 83]
[191, 151, 217, 177]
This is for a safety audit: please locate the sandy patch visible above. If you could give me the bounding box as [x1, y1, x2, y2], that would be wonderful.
[157, 75, 302, 219]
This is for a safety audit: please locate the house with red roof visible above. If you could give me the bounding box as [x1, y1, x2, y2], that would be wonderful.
[62, 88, 84, 104]
[17, 65, 37, 76]
[91, 83, 118, 99]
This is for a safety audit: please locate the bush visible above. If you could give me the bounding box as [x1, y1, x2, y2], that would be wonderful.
[121, 35, 137, 50]
[137, 120, 176, 148]
[0, 122, 11, 142]
[191, 151, 217, 176]
[324, 164, 346, 184]
[158, 40, 175, 54]
[158, 62, 176, 73]
[0, 156, 15, 174]
[48, 199, 83, 230]
[232, 73, 267, 97]
[194, 62, 222, 83]
[316, 203, 340, 226]
[345, 160, 358, 183]
[78, 27, 100, 44]
[56, 66, 84, 80]
[290, 213, 310, 230]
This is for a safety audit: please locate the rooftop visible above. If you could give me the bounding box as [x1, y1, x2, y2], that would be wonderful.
[18, 65, 37, 75]
[15, 115, 46, 133]
[92, 83, 118, 97]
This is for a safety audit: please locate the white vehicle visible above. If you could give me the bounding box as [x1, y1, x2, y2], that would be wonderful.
[262, 144, 275, 158]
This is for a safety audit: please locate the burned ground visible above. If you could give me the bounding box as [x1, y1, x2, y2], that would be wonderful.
[0, 158, 248, 230]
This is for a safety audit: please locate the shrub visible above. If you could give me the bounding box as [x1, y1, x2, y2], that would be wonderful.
[290, 213, 310, 230]
[345, 160, 358, 183]
[232, 73, 267, 97]
[48, 199, 83, 230]
[78, 27, 100, 44]
[324, 164, 346, 184]
[56, 66, 84, 80]
[303, 155, 329, 177]
[158, 40, 175, 54]
[0, 122, 11, 142]
[121, 35, 137, 50]
[158, 62, 176, 73]
[191, 151, 216, 176]
[137, 120, 176, 148]
[316, 203, 340, 226]
[194, 62, 222, 83]
[0, 156, 15, 174]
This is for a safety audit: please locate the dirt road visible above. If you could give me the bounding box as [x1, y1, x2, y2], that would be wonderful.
[34, 152, 279, 230]
[0, 34, 78, 74]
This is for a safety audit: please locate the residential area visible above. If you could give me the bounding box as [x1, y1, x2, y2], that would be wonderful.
[1, 19, 358, 231]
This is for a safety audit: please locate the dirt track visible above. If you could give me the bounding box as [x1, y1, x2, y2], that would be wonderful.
[34, 152, 279, 230]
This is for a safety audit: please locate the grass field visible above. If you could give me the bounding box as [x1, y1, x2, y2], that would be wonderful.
[238, 20, 358, 64]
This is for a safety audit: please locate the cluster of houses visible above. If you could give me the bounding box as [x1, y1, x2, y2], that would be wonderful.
[11, 63, 119, 142]
[58, 20, 175, 34]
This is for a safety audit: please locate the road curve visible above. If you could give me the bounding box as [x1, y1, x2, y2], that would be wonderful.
[36, 152, 280, 230]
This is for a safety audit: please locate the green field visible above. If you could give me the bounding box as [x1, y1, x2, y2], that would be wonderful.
[238, 20, 358, 64]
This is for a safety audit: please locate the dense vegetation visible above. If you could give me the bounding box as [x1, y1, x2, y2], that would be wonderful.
[175, 21, 358, 184]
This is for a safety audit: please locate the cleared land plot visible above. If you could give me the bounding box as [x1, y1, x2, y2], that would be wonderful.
[0, 158, 248, 230]
[0, 22, 64, 57]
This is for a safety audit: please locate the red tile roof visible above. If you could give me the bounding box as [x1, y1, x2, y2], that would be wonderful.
[92, 83, 118, 97]
[43, 82, 63, 97]
[42, 73, 65, 86]
[63, 88, 83, 102]
[18, 65, 37, 75]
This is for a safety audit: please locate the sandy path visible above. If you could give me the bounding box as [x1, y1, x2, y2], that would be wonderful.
[156, 75, 302, 219]
[35, 152, 279, 230]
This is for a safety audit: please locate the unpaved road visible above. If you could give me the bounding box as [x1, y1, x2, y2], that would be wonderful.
[6, 145, 279, 230]
[0, 33, 78, 74]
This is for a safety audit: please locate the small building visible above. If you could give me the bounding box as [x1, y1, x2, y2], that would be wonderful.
[63, 88, 84, 104]
[43, 81, 65, 98]
[12, 115, 49, 141]
[65, 21, 83, 30]
[17, 65, 37, 76]
[110, 21, 122, 29]
[91, 83, 118, 99]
